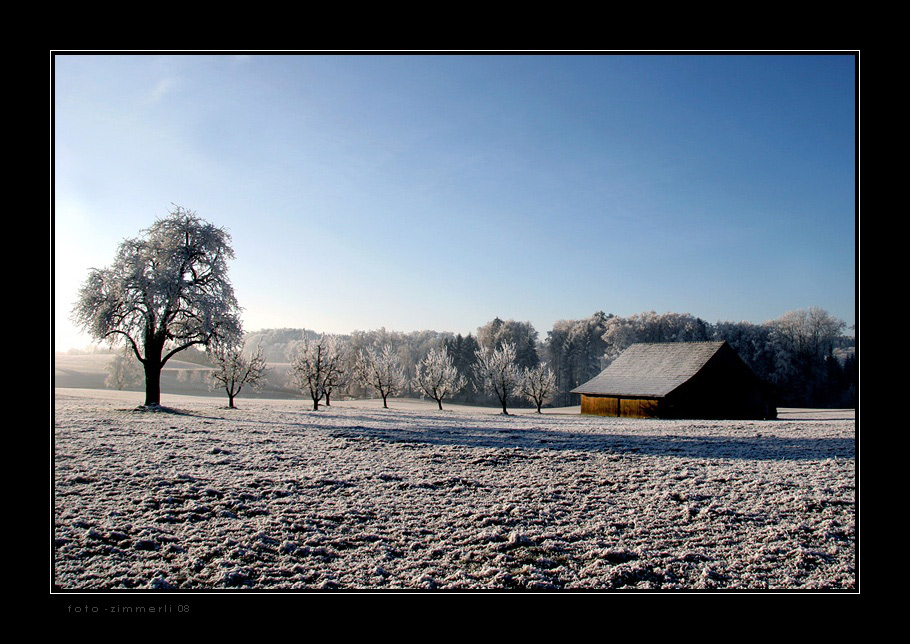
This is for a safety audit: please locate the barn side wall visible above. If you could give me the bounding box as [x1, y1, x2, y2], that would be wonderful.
[580, 395, 660, 418]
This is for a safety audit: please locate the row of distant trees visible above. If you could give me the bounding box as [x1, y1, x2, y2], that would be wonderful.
[224, 307, 855, 410]
[276, 335, 557, 414]
[104, 329, 559, 413]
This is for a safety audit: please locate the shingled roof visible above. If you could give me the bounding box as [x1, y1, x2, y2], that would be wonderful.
[571, 341, 729, 398]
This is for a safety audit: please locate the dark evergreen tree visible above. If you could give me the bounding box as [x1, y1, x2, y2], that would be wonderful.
[445, 333, 480, 402]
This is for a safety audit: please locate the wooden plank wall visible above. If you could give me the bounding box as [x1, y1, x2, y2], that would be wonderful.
[621, 398, 659, 418]
[581, 395, 660, 418]
[581, 395, 619, 416]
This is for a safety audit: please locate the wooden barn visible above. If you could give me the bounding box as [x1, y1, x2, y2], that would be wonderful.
[571, 341, 776, 420]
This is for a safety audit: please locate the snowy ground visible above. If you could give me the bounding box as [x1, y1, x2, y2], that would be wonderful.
[53, 389, 856, 591]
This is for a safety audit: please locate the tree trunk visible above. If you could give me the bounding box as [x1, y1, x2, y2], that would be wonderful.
[436, 398, 443, 411]
[312, 396, 320, 411]
[382, 394, 389, 408]
[325, 391, 332, 406]
[228, 393, 236, 409]
[143, 336, 165, 407]
[143, 360, 162, 406]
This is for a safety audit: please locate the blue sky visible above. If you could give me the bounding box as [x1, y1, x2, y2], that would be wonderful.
[54, 53, 857, 350]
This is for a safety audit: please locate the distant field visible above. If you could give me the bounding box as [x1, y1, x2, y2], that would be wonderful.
[54, 353, 215, 393]
[53, 388, 856, 590]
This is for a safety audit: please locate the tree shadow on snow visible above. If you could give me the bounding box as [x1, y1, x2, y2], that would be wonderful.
[150, 406, 854, 462]
[311, 420, 855, 462]
[128, 404, 192, 415]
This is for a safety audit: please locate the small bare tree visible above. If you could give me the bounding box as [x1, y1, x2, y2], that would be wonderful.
[473, 342, 521, 415]
[356, 344, 407, 408]
[288, 334, 339, 411]
[322, 335, 349, 406]
[520, 363, 557, 413]
[413, 347, 466, 410]
[209, 341, 268, 409]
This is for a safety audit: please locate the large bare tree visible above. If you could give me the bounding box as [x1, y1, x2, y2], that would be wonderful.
[72, 207, 242, 407]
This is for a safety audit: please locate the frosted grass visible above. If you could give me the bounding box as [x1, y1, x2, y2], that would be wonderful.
[54, 390, 855, 590]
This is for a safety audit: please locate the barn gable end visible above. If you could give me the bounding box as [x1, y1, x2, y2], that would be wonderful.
[571, 341, 775, 420]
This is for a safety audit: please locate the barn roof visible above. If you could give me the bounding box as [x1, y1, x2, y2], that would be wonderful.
[571, 341, 729, 398]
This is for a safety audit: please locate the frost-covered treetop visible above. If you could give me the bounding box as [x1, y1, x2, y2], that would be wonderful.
[73, 206, 243, 356]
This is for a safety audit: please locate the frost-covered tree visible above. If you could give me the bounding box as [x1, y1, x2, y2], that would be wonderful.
[773, 307, 845, 363]
[412, 347, 467, 410]
[602, 311, 711, 361]
[477, 318, 540, 370]
[209, 341, 268, 409]
[72, 207, 242, 407]
[711, 320, 775, 382]
[288, 334, 341, 411]
[344, 328, 454, 397]
[767, 307, 846, 406]
[520, 362, 557, 413]
[105, 347, 144, 390]
[546, 312, 611, 405]
[356, 344, 407, 408]
[473, 342, 521, 415]
[321, 335, 350, 406]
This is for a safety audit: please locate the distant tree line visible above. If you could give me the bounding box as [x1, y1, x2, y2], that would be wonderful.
[239, 307, 856, 410]
[546, 308, 855, 408]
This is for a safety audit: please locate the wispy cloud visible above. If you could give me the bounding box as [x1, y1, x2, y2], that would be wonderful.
[146, 77, 177, 104]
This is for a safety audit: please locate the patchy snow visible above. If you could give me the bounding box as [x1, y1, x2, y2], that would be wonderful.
[54, 389, 855, 590]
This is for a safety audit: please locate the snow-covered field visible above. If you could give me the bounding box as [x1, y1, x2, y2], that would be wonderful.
[54, 389, 856, 591]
